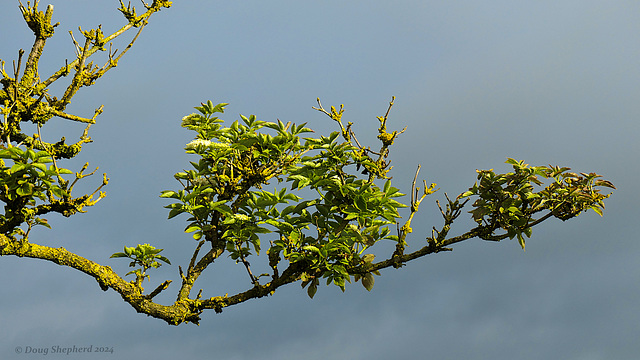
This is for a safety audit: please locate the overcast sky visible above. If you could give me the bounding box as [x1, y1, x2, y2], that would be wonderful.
[1, 1, 638, 359]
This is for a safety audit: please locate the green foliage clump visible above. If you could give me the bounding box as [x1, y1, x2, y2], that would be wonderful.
[460, 158, 615, 249]
[110, 244, 171, 286]
[159, 100, 409, 295]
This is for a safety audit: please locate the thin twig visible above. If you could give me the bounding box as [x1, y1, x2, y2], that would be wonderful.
[411, 164, 421, 206]
[188, 240, 206, 275]
[143, 280, 172, 300]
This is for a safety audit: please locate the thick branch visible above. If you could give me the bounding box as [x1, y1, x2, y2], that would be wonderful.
[0, 234, 132, 293]
[0, 235, 204, 325]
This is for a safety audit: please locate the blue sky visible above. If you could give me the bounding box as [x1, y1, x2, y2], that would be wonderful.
[1, 1, 638, 359]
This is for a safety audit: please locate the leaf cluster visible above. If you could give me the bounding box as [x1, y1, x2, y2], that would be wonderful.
[110, 243, 170, 285]
[0, 144, 107, 237]
[158, 100, 411, 297]
[460, 158, 615, 249]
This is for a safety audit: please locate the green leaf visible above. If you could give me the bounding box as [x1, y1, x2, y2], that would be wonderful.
[124, 246, 134, 256]
[34, 218, 51, 229]
[168, 208, 184, 219]
[252, 226, 272, 234]
[505, 158, 520, 166]
[160, 190, 179, 199]
[156, 255, 171, 265]
[0, 150, 14, 159]
[31, 163, 46, 171]
[174, 172, 189, 180]
[354, 196, 367, 211]
[290, 174, 311, 190]
[307, 282, 318, 299]
[302, 245, 320, 254]
[292, 199, 317, 215]
[16, 183, 33, 196]
[10, 163, 27, 173]
[517, 233, 526, 251]
[594, 179, 616, 189]
[6, 147, 24, 158]
[49, 186, 66, 199]
[211, 102, 228, 114]
[362, 272, 375, 291]
[459, 190, 475, 198]
[383, 180, 391, 194]
[592, 206, 603, 216]
[316, 204, 330, 217]
[280, 205, 295, 217]
[209, 200, 230, 211]
[185, 224, 201, 233]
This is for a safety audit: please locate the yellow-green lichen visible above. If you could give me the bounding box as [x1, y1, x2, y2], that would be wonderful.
[19, 2, 58, 39]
